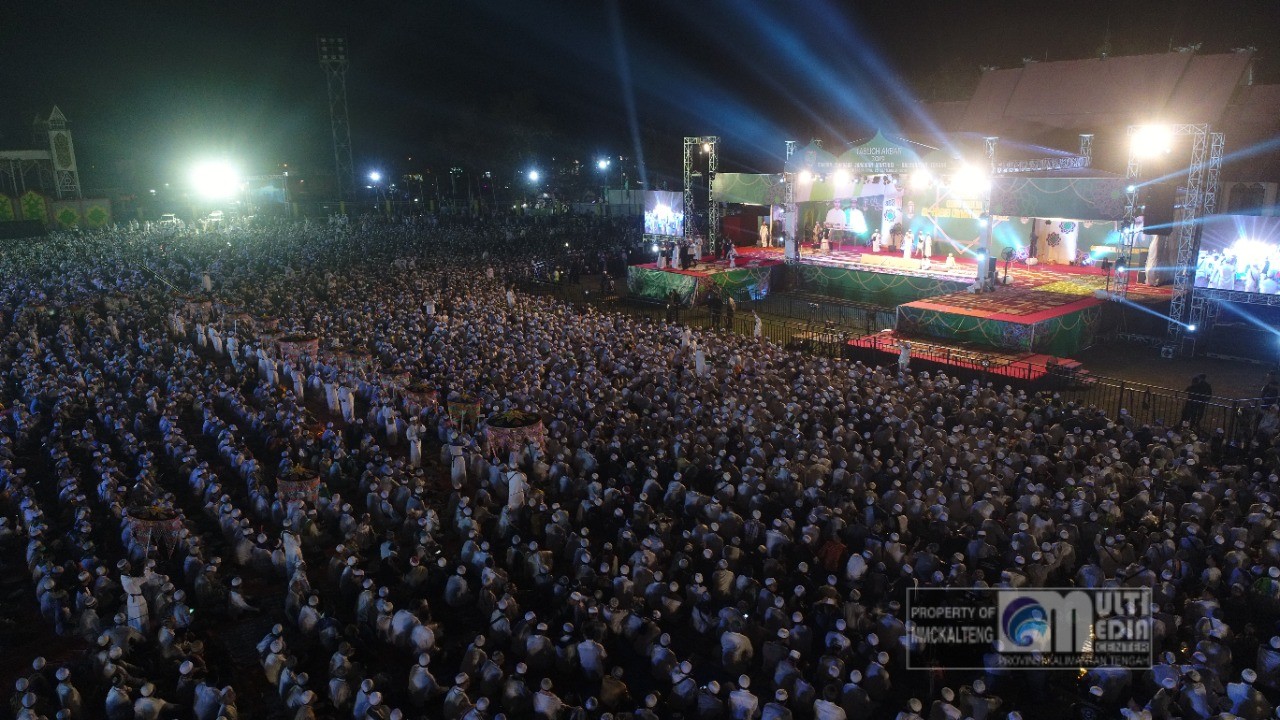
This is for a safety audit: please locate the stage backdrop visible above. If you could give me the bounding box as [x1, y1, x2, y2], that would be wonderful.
[712, 173, 784, 205]
[988, 176, 1129, 222]
[785, 132, 954, 175]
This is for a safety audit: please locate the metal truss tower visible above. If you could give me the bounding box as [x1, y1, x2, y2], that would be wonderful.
[984, 136, 999, 175]
[1118, 124, 1222, 358]
[683, 136, 720, 251]
[784, 140, 797, 254]
[1182, 131, 1226, 354]
[319, 37, 354, 201]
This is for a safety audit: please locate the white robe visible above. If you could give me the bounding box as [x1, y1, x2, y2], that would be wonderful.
[121, 574, 150, 635]
[507, 470, 528, 510]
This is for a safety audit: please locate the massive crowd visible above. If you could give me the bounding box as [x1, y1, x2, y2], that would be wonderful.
[1, 214, 1280, 720]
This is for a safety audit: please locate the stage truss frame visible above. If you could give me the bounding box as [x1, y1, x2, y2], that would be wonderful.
[784, 140, 797, 260]
[683, 136, 720, 253]
[1116, 123, 1222, 358]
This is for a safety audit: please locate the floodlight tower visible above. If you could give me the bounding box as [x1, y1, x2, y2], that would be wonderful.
[318, 37, 355, 201]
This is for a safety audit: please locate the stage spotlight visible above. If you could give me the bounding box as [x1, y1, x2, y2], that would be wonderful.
[910, 170, 932, 189]
[702, 142, 711, 153]
[528, 170, 540, 183]
[1126, 185, 1137, 193]
[368, 171, 382, 182]
[1187, 324, 1197, 332]
[834, 169, 851, 184]
[597, 159, 610, 170]
[1131, 125, 1173, 158]
[652, 244, 659, 252]
[798, 170, 813, 184]
[951, 164, 990, 196]
[190, 161, 240, 200]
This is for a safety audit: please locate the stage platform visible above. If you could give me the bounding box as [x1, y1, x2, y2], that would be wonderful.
[735, 246, 1173, 302]
[627, 256, 783, 304]
[627, 245, 1171, 356]
[847, 330, 1085, 382]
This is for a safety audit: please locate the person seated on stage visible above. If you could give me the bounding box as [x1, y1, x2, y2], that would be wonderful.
[945, 253, 957, 271]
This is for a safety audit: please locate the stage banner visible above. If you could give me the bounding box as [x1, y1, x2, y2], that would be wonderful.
[19, 191, 48, 224]
[644, 191, 684, 238]
[897, 305, 1035, 352]
[712, 173, 785, 205]
[988, 177, 1128, 222]
[628, 265, 698, 304]
[708, 265, 776, 301]
[789, 264, 969, 306]
[786, 132, 954, 175]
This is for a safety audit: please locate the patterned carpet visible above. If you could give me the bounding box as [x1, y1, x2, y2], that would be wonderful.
[920, 287, 1093, 317]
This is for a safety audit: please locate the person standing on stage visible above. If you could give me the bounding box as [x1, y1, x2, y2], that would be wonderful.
[899, 340, 912, 373]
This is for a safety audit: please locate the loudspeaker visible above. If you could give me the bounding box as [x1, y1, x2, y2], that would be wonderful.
[1141, 182, 1179, 235]
[988, 257, 998, 277]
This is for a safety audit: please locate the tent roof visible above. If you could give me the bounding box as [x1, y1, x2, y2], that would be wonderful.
[944, 51, 1253, 135]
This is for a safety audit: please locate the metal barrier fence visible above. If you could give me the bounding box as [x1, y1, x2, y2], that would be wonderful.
[845, 331, 1270, 441]
[517, 275, 1273, 438]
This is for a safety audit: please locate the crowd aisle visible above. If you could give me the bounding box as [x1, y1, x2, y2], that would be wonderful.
[2, 215, 1279, 720]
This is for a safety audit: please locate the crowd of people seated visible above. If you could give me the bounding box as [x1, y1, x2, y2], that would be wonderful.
[1, 213, 1279, 720]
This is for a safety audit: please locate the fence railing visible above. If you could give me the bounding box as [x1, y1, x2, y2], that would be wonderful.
[517, 275, 1274, 440]
[846, 331, 1272, 442]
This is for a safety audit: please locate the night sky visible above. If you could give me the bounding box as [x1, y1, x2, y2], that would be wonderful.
[3, 0, 1278, 191]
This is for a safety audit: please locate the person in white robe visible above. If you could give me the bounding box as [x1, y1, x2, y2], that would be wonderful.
[754, 312, 763, 339]
[506, 467, 529, 511]
[407, 420, 423, 468]
[902, 232, 914, 260]
[945, 253, 957, 271]
[694, 343, 707, 377]
[119, 574, 150, 636]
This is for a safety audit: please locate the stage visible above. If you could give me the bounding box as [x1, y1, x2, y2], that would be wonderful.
[627, 256, 784, 304]
[627, 244, 1172, 357]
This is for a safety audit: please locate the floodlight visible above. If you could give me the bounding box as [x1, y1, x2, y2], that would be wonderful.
[1126, 185, 1137, 193]
[702, 142, 711, 153]
[910, 170, 932, 190]
[798, 170, 813, 184]
[1186, 324, 1197, 332]
[1131, 125, 1173, 158]
[597, 159, 610, 170]
[833, 169, 851, 184]
[951, 164, 990, 196]
[529, 170, 540, 183]
[190, 161, 240, 200]
[369, 171, 382, 182]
